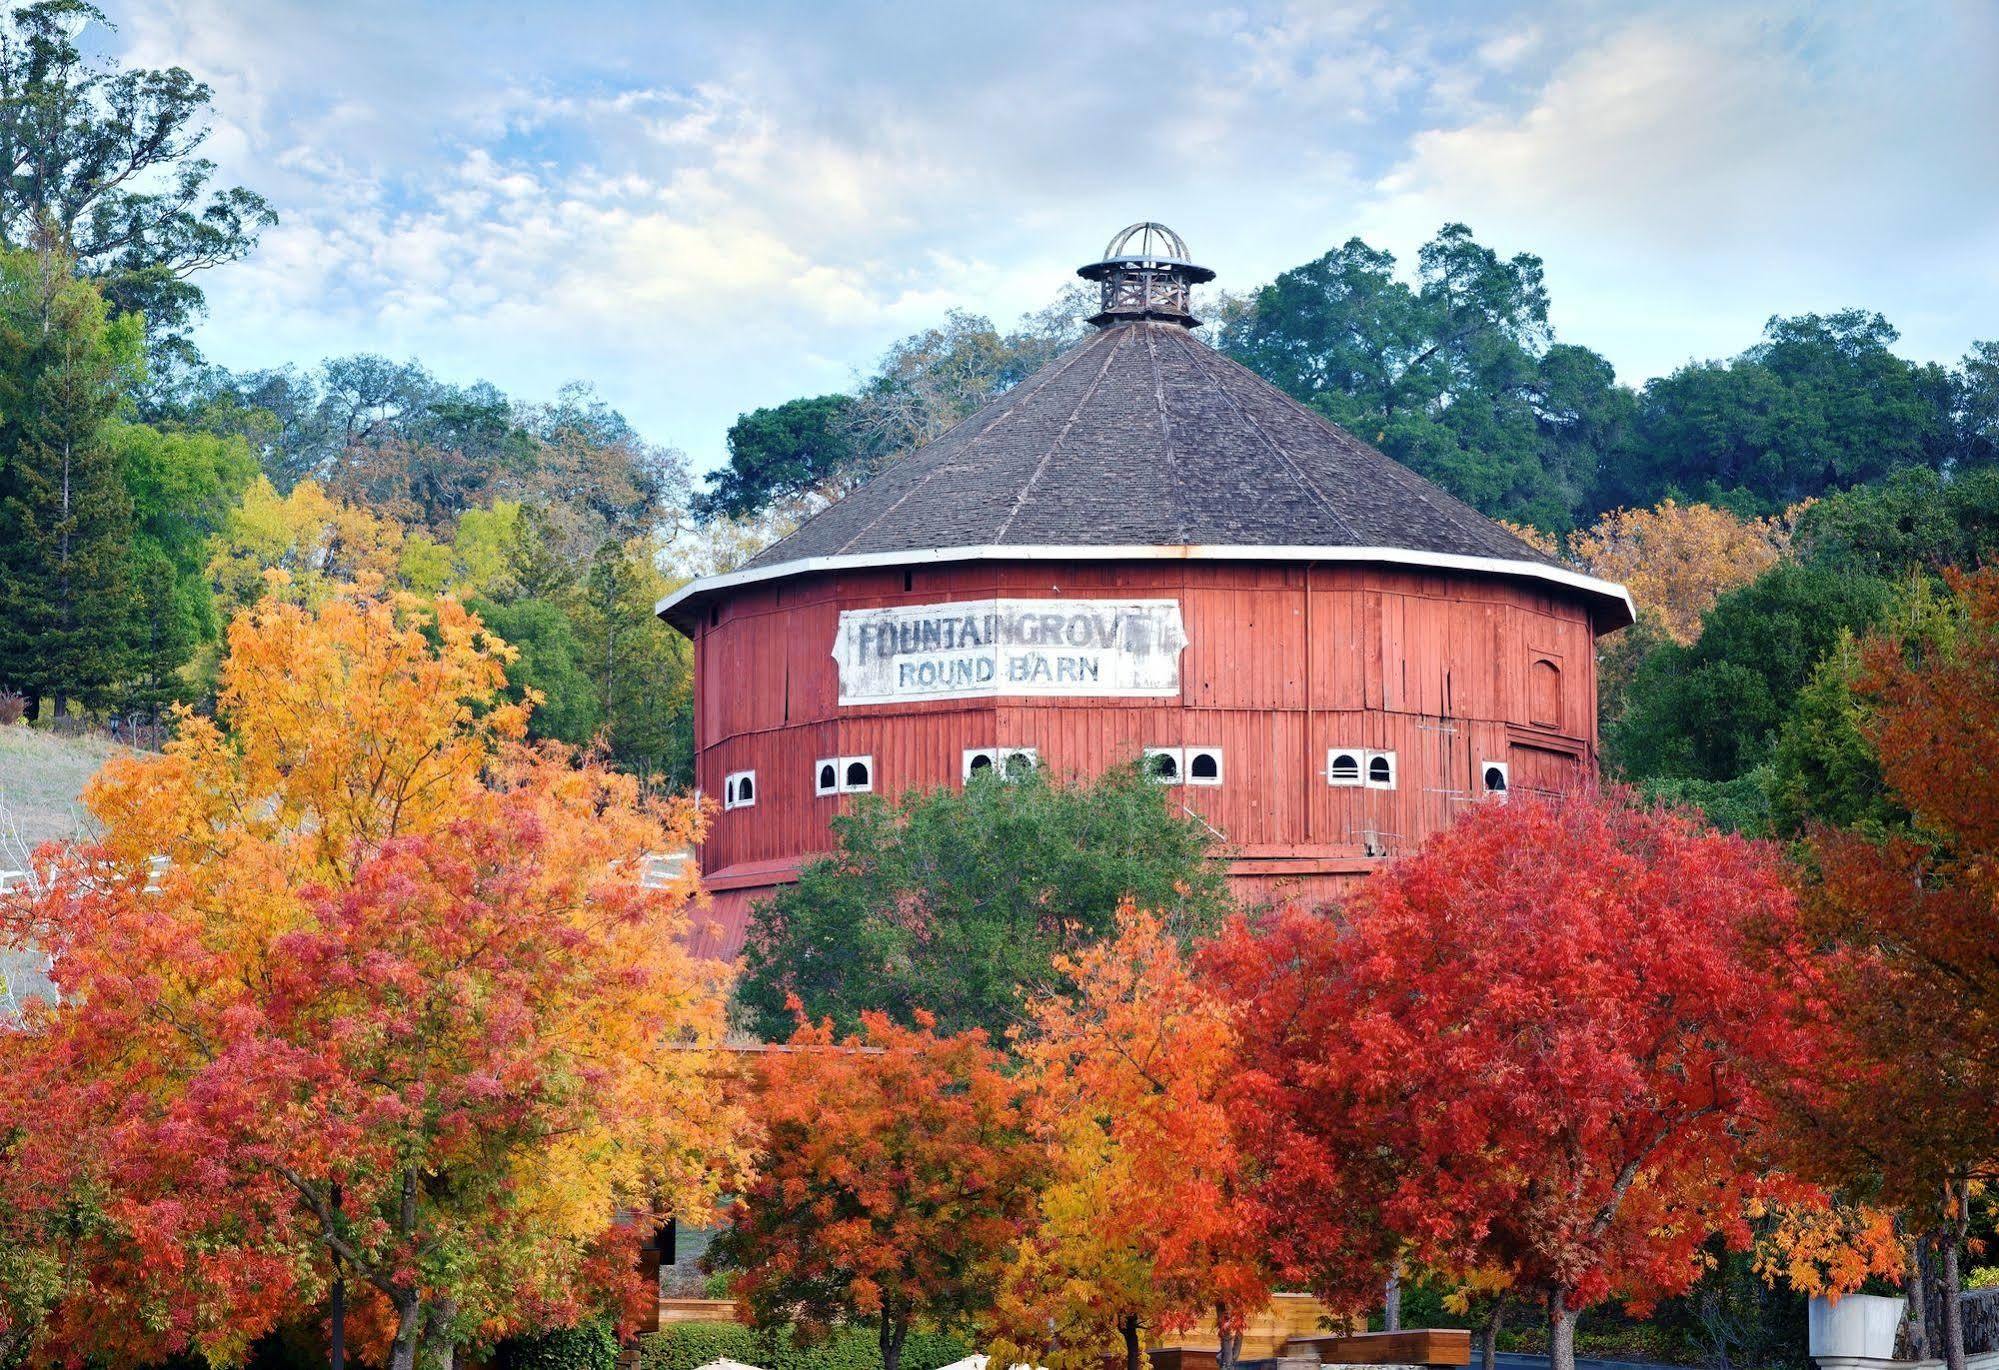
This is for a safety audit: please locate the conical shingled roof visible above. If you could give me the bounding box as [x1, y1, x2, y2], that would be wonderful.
[660, 321, 1633, 633]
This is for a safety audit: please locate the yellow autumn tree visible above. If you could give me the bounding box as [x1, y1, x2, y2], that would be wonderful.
[2, 586, 747, 1369]
[1568, 500, 1801, 643]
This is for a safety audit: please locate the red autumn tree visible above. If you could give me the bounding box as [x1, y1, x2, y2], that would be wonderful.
[1207, 790, 1817, 1370]
[713, 1011, 1045, 1370]
[1787, 566, 1999, 1370]
[0, 589, 745, 1370]
[991, 905, 1269, 1370]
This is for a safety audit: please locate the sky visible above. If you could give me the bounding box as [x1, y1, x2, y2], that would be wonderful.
[109, 0, 1999, 477]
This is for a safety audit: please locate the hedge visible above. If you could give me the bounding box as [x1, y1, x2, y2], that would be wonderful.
[495, 1319, 621, 1370]
[637, 1322, 971, 1370]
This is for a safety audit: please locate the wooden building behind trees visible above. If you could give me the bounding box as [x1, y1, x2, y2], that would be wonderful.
[658, 225, 1633, 957]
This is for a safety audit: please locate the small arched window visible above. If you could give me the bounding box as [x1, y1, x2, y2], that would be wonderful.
[968, 752, 995, 775]
[724, 770, 757, 810]
[1328, 750, 1362, 786]
[1144, 748, 1181, 784]
[845, 759, 872, 790]
[1482, 762, 1510, 799]
[1366, 752, 1397, 789]
[1188, 748, 1222, 785]
[817, 761, 838, 795]
[739, 774, 754, 803]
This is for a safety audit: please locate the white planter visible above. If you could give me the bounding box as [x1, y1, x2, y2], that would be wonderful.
[1808, 1293, 1906, 1361]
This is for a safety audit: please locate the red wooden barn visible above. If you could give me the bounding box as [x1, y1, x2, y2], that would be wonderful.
[657, 224, 1634, 960]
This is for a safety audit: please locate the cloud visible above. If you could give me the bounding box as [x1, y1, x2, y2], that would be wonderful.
[94, 0, 1999, 469]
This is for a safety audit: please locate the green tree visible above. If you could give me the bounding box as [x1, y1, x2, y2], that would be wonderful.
[1794, 466, 1999, 578]
[1607, 562, 1893, 783]
[1221, 224, 1623, 528]
[1610, 312, 1954, 512]
[694, 393, 856, 519]
[568, 539, 693, 785]
[470, 596, 602, 747]
[0, 1, 274, 361]
[0, 243, 143, 717]
[110, 419, 255, 711]
[736, 763, 1234, 1040]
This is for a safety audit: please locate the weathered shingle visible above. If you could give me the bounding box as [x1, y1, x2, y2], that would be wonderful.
[740, 320, 1564, 571]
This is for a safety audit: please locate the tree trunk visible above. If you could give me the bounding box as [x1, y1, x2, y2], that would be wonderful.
[1385, 1262, 1402, 1332]
[386, 1293, 422, 1370]
[1122, 1313, 1143, 1370]
[330, 1273, 346, 1370]
[423, 1295, 458, 1370]
[1217, 1308, 1243, 1370]
[879, 1311, 908, 1370]
[1549, 1289, 1578, 1370]
[1908, 1232, 1938, 1363]
[1942, 1191, 1968, 1370]
[1478, 1302, 1503, 1370]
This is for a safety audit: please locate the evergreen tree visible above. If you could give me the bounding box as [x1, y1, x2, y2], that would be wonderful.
[0, 243, 143, 717]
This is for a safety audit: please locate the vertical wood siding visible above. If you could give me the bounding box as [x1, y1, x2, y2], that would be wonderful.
[691, 559, 1604, 908]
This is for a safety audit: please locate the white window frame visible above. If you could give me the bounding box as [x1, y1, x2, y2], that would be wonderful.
[723, 769, 758, 811]
[964, 747, 1039, 781]
[1326, 748, 1365, 787]
[1365, 750, 1398, 790]
[1185, 746, 1224, 786]
[816, 754, 873, 794]
[1143, 746, 1184, 785]
[1480, 760, 1510, 800]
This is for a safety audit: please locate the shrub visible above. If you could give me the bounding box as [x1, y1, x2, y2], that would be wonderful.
[0, 691, 24, 725]
[637, 1323, 970, 1370]
[497, 1319, 620, 1370]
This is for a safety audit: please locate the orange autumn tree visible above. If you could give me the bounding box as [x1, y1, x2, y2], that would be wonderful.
[713, 1011, 1045, 1370]
[0, 586, 745, 1370]
[990, 906, 1268, 1370]
[1569, 499, 1797, 643]
[1785, 566, 1999, 1370]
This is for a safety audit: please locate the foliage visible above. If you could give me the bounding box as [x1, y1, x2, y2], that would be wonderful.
[1792, 466, 1999, 578]
[1569, 500, 1796, 644]
[1787, 568, 1999, 1223]
[1221, 224, 1618, 529]
[0, 0, 275, 361]
[469, 597, 603, 746]
[989, 907, 1267, 1370]
[0, 588, 747, 1369]
[710, 1011, 1044, 1370]
[1609, 312, 1957, 515]
[737, 763, 1234, 1040]
[696, 393, 859, 519]
[495, 1318, 620, 1370]
[1608, 563, 1894, 783]
[1748, 1202, 1903, 1301]
[0, 243, 145, 716]
[637, 1321, 972, 1370]
[1205, 790, 1817, 1368]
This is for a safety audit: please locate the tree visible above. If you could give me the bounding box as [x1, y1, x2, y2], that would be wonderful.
[737, 764, 1234, 1041]
[1609, 313, 1954, 514]
[711, 1011, 1044, 1370]
[568, 536, 694, 785]
[0, 0, 274, 356]
[0, 242, 143, 716]
[1791, 466, 1999, 579]
[1608, 562, 1893, 782]
[695, 393, 858, 519]
[1206, 791, 1816, 1370]
[1569, 500, 1795, 645]
[0, 588, 745, 1369]
[991, 906, 1268, 1370]
[1783, 567, 1999, 1370]
[470, 596, 602, 746]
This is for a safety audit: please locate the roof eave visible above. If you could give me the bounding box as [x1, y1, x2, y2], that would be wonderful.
[657, 544, 1636, 637]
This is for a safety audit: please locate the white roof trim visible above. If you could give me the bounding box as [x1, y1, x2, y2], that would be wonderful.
[657, 543, 1635, 630]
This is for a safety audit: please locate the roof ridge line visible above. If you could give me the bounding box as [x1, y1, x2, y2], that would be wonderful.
[826, 327, 1117, 558]
[1198, 344, 1560, 569]
[1166, 328, 1364, 545]
[1140, 325, 1184, 544]
[991, 326, 1129, 544]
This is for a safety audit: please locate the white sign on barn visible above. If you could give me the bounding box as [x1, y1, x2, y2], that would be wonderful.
[833, 598, 1186, 706]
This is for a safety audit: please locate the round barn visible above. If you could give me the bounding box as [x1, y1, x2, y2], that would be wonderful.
[657, 224, 1634, 960]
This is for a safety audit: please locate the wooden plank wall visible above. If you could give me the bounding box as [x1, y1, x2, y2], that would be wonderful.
[692, 560, 1602, 889]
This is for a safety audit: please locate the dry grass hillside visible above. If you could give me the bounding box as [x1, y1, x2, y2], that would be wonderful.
[0, 726, 124, 1017]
